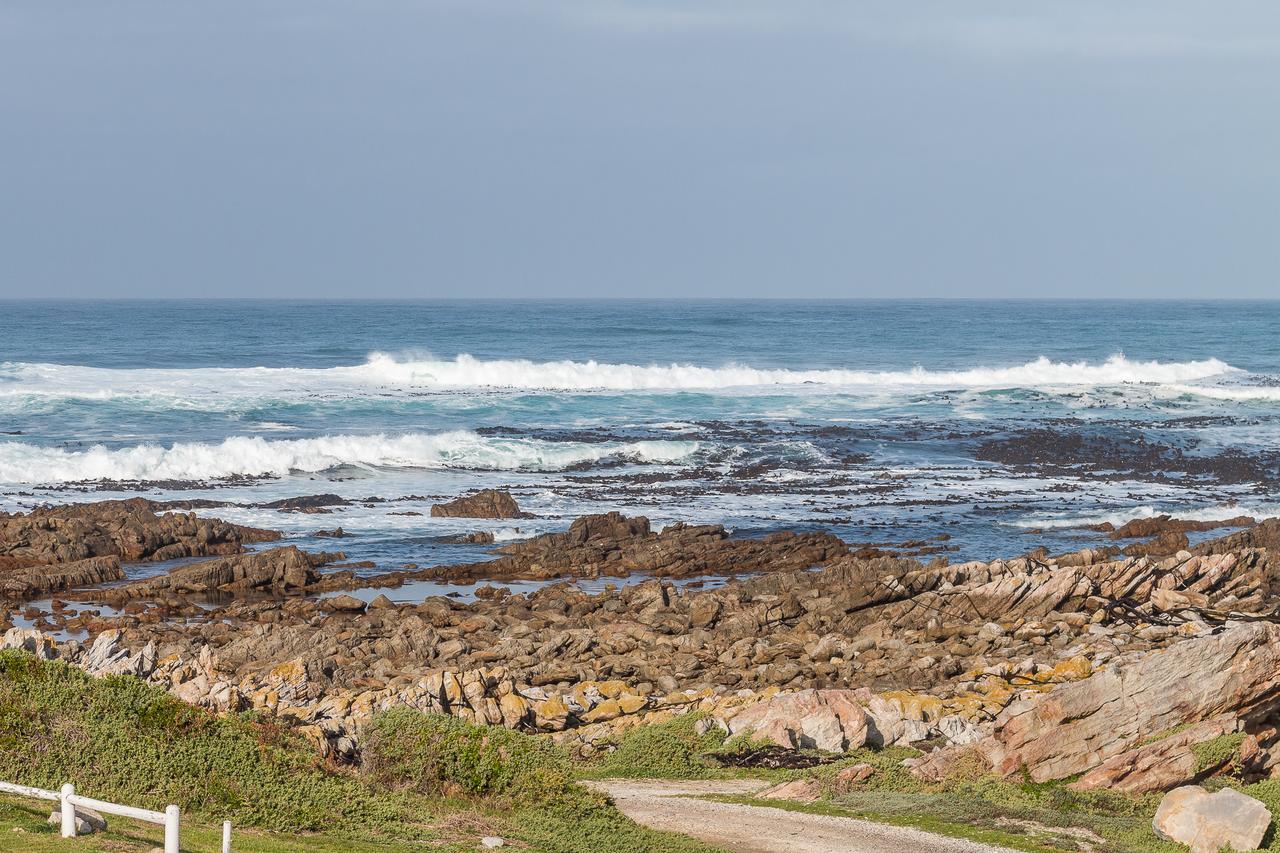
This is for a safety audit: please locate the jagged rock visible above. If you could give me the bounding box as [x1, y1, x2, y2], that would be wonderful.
[914, 622, 1280, 783]
[403, 511, 846, 583]
[1193, 517, 1280, 555]
[834, 763, 875, 790]
[1, 555, 123, 599]
[96, 546, 337, 599]
[758, 777, 822, 801]
[937, 714, 983, 746]
[0, 498, 278, 578]
[724, 689, 872, 752]
[324, 595, 367, 613]
[259, 494, 350, 512]
[2, 627, 58, 660]
[1070, 717, 1238, 794]
[1153, 785, 1271, 853]
[81, 630, 156, 678]
[430, 489, 527, 519]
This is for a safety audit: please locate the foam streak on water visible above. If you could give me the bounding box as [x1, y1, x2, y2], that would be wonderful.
[2, 299, 1278, 568]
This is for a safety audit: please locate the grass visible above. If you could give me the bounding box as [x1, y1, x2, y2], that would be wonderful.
[572, 711, 1208, 853]
[582, 713, 730, 780]
[0, 650, 717, 853]
[1193, 732, 1245, 772]
[0, 795, 444, 851]
[13, 649, 1274, 853]
[365, 706, 574, 801]
[363, 707, 715, 853]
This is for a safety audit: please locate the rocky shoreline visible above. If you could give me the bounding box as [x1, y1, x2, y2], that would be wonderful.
[6, 496, 1280, 799]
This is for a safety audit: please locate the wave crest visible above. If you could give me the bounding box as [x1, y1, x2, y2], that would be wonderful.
[0, 432, 701, 484]
[0, 353, 1240, 401]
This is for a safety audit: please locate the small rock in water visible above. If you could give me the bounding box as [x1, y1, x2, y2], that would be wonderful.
[431, 489, 527, 519]
[324, 594, 367, 613]
[1153, 785, 1271, 853]
[480, 836, 505, 848]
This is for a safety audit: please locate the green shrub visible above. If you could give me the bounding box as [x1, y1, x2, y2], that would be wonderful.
[361, 708, 717, 851]
[362, 707, 572, 802]
[0, 650, 423, 839]
[1192, 732, 1245, 773]
[591, 713, 727, 779]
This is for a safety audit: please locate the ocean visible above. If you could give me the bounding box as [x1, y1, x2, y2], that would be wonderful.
[2, 299, 1279, 584]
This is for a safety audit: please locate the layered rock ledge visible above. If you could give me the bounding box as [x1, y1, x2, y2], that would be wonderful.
[8, 500, 1280, 797]
[0, 498, 279, 600]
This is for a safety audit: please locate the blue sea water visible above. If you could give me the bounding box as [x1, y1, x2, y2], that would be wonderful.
[2, 299, 1279, 580]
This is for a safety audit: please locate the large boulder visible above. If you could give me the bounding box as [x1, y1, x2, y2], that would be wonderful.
[47, 806, 107, 835]
[2, 627, 58, 660]
[431, 490, 527, 519]
[80, 629, 156, 677]
[1153, 785, 1271, 853]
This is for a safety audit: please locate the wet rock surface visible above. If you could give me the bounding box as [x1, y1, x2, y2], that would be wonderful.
[0, 498, 279, 600]
[388, 511, 846, 583]
[84, 546, 343, 601]
[430, 489, 529, 519]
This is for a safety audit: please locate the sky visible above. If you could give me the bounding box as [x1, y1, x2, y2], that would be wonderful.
[1, 1, 1277, 299]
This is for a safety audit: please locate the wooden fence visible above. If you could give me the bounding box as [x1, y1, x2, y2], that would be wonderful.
[0, 779, 232, 852]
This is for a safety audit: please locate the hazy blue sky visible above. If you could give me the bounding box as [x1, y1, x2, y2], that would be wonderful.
[2, 1, 1277, 298]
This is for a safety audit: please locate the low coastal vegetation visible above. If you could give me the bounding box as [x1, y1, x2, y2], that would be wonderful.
[0, 650, 711, 851]
[578, 711, 1280, 853]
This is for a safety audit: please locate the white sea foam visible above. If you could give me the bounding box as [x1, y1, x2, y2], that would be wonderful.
[0, 432, 700, 484]
[1164, 383, 1280, 401]
[1010, 503, 1280, 531]
[0, 353, 1240, 403]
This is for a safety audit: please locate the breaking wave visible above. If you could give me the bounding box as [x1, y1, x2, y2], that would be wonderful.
[0, 432, 701, 484]
[0, 353, 1241, 401]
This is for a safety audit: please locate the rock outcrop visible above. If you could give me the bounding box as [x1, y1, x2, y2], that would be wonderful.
[431, 489, 528, 519]
[722, 689, 874, 752]
[912, 621, 1280, 785]
[401, 511, 846, 582]
[0, 498, 279, 600]
[1, 555, 122, 598]
[1069, 717, 1238, 794]
[87, 546, 340, 600]
[13, 498, 1280, 778]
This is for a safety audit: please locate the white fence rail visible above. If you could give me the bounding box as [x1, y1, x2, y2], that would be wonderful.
[0, 779, 232, 852]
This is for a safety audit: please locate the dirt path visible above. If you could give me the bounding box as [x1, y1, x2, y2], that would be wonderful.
[586, 779, 1015, 853]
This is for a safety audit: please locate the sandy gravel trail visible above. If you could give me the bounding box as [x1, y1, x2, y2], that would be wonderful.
[586, 779, 1015, 853]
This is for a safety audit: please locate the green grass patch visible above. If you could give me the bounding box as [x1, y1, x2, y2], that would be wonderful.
[0, 650, 716, 852]
[363, 705, 573, 802]
[1192, 732, 1245, 772]
[0, 795, 448, 851]
[584, 713, 729, 780]
[0, 650, 427, 842]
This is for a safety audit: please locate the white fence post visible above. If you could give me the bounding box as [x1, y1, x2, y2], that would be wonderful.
[164, 803, 180, 853]
[222, 819, 232, 852]
[3, 777, 181, 848]
[60, 783, 76, 838]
